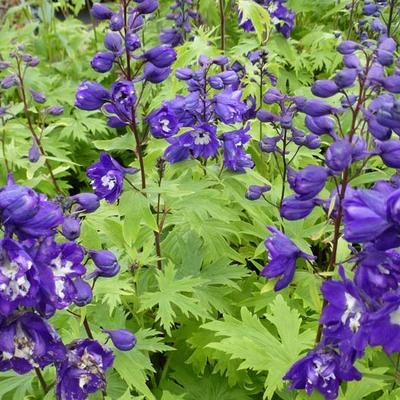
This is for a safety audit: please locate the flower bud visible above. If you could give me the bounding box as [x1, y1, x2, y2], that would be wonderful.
[363, 3, 378, 15]
[0, 61, 11, 70]
[75, 81, 110, 111]
[311, 80, 339, 98]
[280, 196, 316, 220]
[256, 109, 279, 123]
[105, 32, 123, 53]
[28, 57, 40, 67]
[263, 88, 283, 104]
[73, 279, 93, 306]
[383, 75, 400, 94]
[259, 136, 280, 153]
[378, 140, 400, 168]
[305, 115, 335, 135]
[325, 140, 352, 172]
[175, 67, 193, 80]
[245, 185, 271, 200]
[62, 216, 81, 240]
[28, 139, 40, 162]
[212, 56, 229, 66]
[291, 128, 306, 145]
[103, 328, 136, 351]
[367, 117, 391, 140]
[70, 193, 100, 213]
[91, 52, 115, 73]
[334, 68, 357, 88]
[337, 40, 361, 55]
[143, 64, 171, 83]
[304, 134, 321, 149]
[30, 89, 46, 104]
[288, 165, 328, 200]
[341, 95, 357, 108]
[208, 76, 224, 90]
[110, 13, 124, 31]
[294, 98, 336, 117]
[136, 0, 158, 14]
[89, 249, 119, 275]
[387, 189, 400, 225]
[125, 32, 141, 51]
[1, 74, 17, 89]
[143, 45, 177, 68]
[160, 28, 183, 47]
[343, 54, 360, 69]
[44, 105, 64, 116]
[91, 3, 113, 20]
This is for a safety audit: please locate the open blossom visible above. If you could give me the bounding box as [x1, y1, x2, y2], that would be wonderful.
[55, 339, 114, 400]
[0, 312, 65, 374]
[87, 153, 138, 203]
[146, 105, 179, 138]
[260, 226, 315, 291]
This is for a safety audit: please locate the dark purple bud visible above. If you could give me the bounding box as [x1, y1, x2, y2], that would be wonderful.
[30, 89, 46, 104]
[62, 217, 81, 240]
[91, 52, 115, 73]
[1, 73, 17, 89]
[325, 140, 353, 172]
[110, 13, 124, 31]
[368, 117, 391, 140]
[28, 139, 40, 162]
[128, 13, 144, 31]
[105, 32, 123, 53]
[377, 49, 394, 66]
[367, 62, 385, 85]
[383, 75, 400, 94]
[215, 71, 239, 87]
[288, 165, 328, 200]
[341, 95, 357, 108]
[103, 329, 136, 351]
[28, 57, 40, 67]
[343, 54, 360, 69]
[256, 109, 279, 123]
[280, 196, 316, 220]
[351, 135, 368, 160]
[44, 105, 64, 115]
[337, 40, 362, 55]
[208, 76, 224, 90]
[305, 115, 335, 135]
[295, 98, 336, 117]
[89, 249, 119, 275]
[143, 64, 171, 83]
[334, 68, 357, 88]
[136, 0, 158, 14]
[304, 134, 321, 149]
[73, 279, 93, 306]
[0, 61, 11, 70]
[263, 88, 283, 104]
[363, 3, 378, 15]
[291, 128, 306, 145]
[75, 81, 110, 111]
[379, 37, 396, 52]
[377, 109, 400, 130]
[143, 45, 176, 68]
[175, 67, 193, 80]
[245, 184, 271, 200]
[280, 113, 293, 129]
[311, 80, 339, 98]
[259, 136, 280, 153]
[91, 3, 113, 20]
[387, 189, 400, 225]
[212, 56, 229, 66]
[125, 32, 141, 51]
[198, 55, 210, 66]
[378, 140, 400, 168]
[70, 193, 100, 213]
[160, 28, 183, 47]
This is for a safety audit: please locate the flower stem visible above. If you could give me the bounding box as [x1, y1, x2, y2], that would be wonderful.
[219, 0, 225, 55]
[35, 368, 49, 394]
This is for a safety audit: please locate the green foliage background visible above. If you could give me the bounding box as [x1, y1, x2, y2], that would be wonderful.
[0, 0, 397, 399]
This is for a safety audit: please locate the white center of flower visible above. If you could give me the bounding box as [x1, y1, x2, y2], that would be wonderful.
[55, 278, 66, 300]
[7, 325, 37, 366]
[349, 312, 362, 332]
[160, 119, 171, 133]
[268, 3, 278, 13]
[313, 359, 336, 382]
[390, 306, 400, 326]
[51, 255, 74, 277]
[378, 264, 390, 275]
[101, 174, 116, 190]
[0, 275, 31, 301]
[193, 131, 211, 145]
[342, 293, 358, 324]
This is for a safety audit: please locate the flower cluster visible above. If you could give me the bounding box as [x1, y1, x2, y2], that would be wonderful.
[160, 0, 201, 47]
[146, 55, 255, 172]
[249, 15, 400, 398]
[76, 1, 177, 128]
[239, 0, 296, 38]
[0, 163, 136, 399]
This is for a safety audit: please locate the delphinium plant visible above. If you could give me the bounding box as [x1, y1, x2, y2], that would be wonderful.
[251, 4, 400, 396]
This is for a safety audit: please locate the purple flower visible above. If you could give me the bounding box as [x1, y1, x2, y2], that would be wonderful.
[245, 184, 271, 200]
[0, 239, 39, 316]
[88, 249, 119, 278]
[136, 0, 159, 14]
[343, 54, 361, 69]
[29, 89, 46, 104]
[369, 293, 400, 354]
[160, 28, 183, 47]
[325, 140, 353, 172]
[125, 32, 141, 51]
[143, 63, 171, 83]
[104, 32, 123, 53]
[214, 90, 247, 124]
[62, 217, 81, 240]
[75, 81, 110, 111]
[377, 140, 400, 168]
[294, 97, 337, 117]
[143, 45, 176, 68]
[334, 68, 358, 88]
[109, 13, 123, 31]
[263, 88, 284, 104]
[87, 153, 138, 203]
[70, 193, 100, 213]
[256, 109, 279, 123]
[220, 124, 254, 173]
[280, 196, 317, 220]
[1, 74, 17, 89]
[259, 135, 280, 153]
[288, 165, 328, 200]
[91, 3, 113, 20]
[337, 40, 362, 55]
[311, 80, 339, 98]
[0, 312, 65, 374]
[55, 339, 114, 400]
[260, 226, 315, 291]
[305, 115, 335, 136]
[146, 105, 179, 138]
[44, 105, 64, 116]
[103, 328, 136, 351]
[73, 278, 93, 307]
[284, 347, 361, 400]
[109, 80, 136, 123]
[28, 139, 40, 163]
[91, 52, 115, 73]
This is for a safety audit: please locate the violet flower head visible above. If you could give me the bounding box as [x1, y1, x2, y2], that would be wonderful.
[245, 184, 271, 201]
[73, 278, 93, 307]
[143, 63, 171, 84]
[88, 249, 120, 278]
[143, 45, 177, 68]
[90, 52, 115, 73]
[280, 196, 317, 220]
[87, 153, 138, 204]
[75, 81, 110, 111]
[284, 347, 361, 400]
[325, 140, 353, 172]
[70, 193, 100, 214]
[288, 165, 328, 200]
[213, 90, 247, 124]
[91, 3, 113, 20]
[260, 226, 315, 291]
[146, 105, 180, 139]
[29, 89, 46, 104]
[0, 312, 65, 374]
[55, 339, 114, 400]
